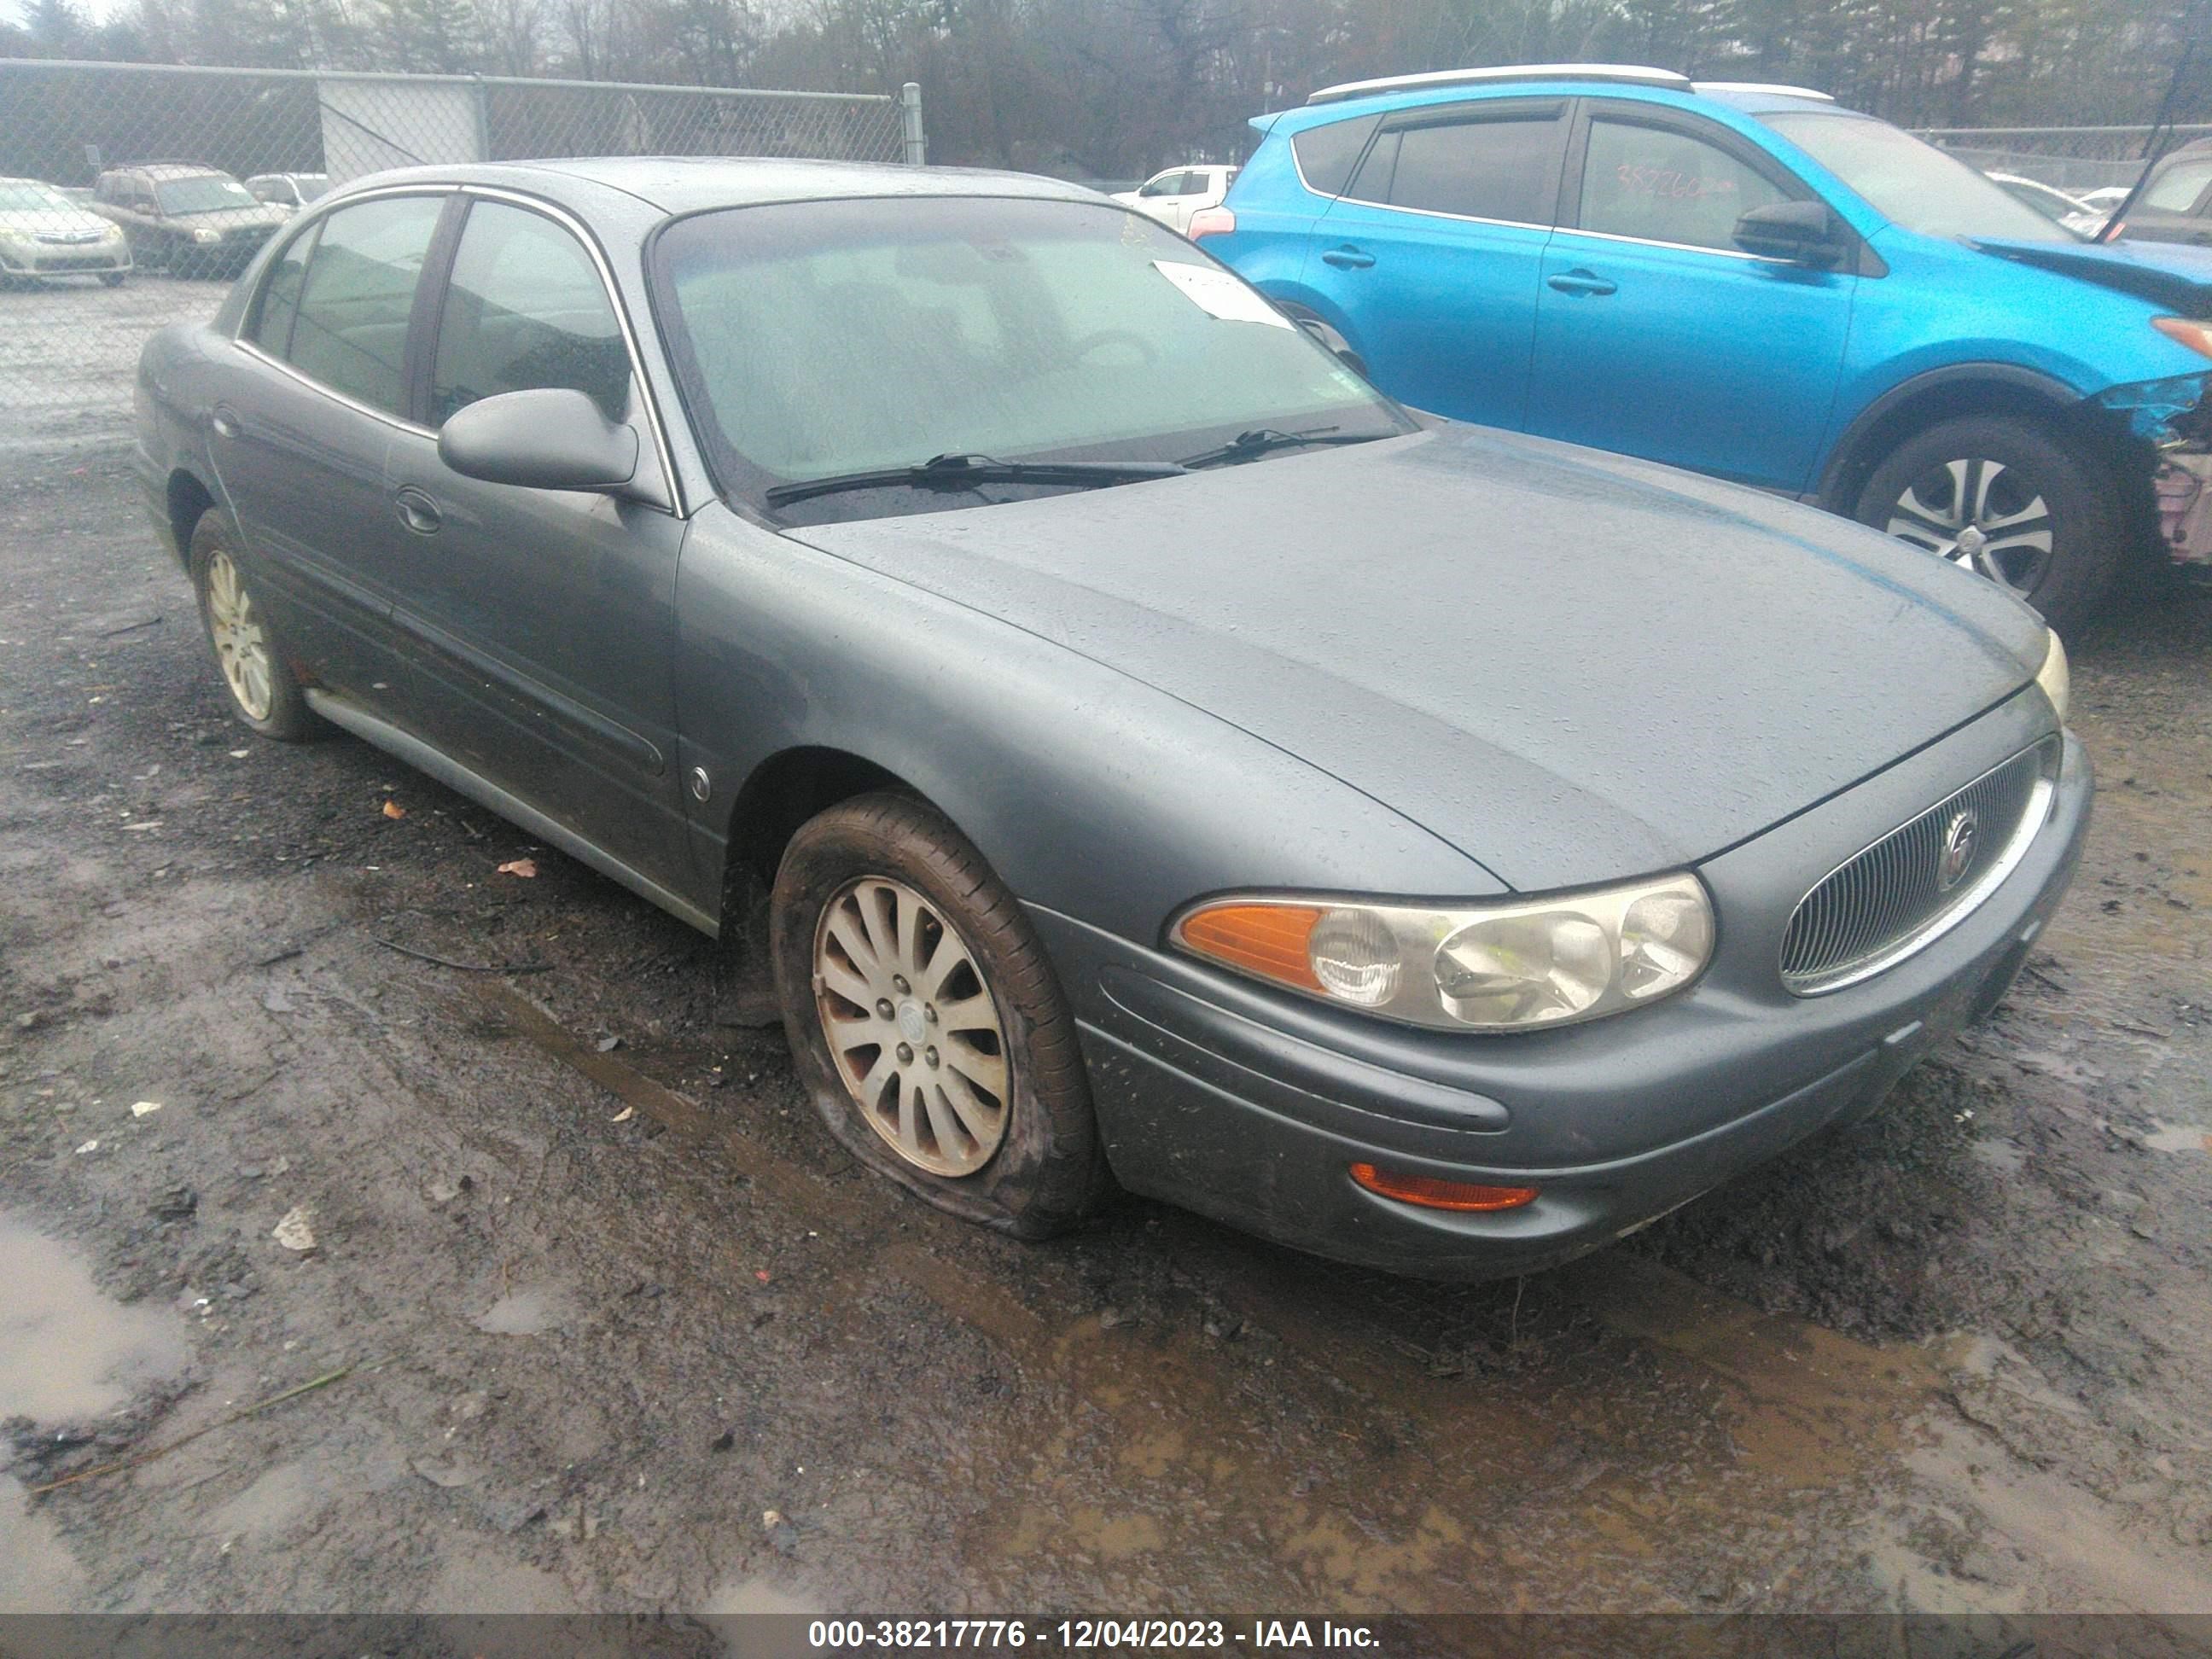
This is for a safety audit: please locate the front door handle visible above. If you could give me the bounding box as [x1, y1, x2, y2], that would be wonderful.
[1321, 245, 1376, 270]
[1546, 269, 1618, 297]
[210, 405, 239, 439]
[393, 487, 443, 536]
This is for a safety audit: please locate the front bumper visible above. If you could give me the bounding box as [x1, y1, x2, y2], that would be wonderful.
[0, 240, 131, 276]
[1041, 711, 2090, 1279]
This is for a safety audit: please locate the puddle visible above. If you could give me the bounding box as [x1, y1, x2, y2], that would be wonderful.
[0, 1212, 186, 1422]
[473, 1287, 576, 1336]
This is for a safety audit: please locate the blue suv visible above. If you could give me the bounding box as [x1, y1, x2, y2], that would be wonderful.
[1201, 66, 2212, 630]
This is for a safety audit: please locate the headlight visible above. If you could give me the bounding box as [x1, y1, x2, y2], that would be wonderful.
[2034, 629, 2069, 722]
[192, 227, 221, 244]
[2153, 317, 2212, 361]
[1173, 872, 1714, 1032]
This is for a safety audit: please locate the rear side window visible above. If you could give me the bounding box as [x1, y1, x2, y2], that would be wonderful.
[1352, 114, 1561, 224]
[430, 199, 629, 427]
[247, 223, 317, 357]
[285, 194, 445, 416]
[1291, 115, 1379, 197]
[1578, 117, 1793, 251]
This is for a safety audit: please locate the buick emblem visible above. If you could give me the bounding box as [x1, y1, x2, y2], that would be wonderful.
[1937, 809, 1979, 891]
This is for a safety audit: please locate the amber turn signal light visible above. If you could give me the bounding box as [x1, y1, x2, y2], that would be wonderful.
[1176, 902, 1324, 992]
[1348, 1162, 1540, 1213]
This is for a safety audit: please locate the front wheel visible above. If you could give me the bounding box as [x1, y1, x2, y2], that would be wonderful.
[100, 271, 127, 288]
[770, 792, 1106, 1237]
[1854, 414, 2119, 633]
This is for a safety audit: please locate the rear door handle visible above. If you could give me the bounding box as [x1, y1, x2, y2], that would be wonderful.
[1546, 270, 1617, 297]
[1321, 245, 1376, 270]
[393, 487, 442, 535]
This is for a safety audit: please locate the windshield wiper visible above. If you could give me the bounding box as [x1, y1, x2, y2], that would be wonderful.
[1176, 426, 1386, 469]
[763, 451, 1187, 509]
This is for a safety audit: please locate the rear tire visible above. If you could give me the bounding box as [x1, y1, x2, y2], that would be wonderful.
[1854, 414, 2119, 633]
[771, 792, 1107, 1238]
[188, 509, 317, 742]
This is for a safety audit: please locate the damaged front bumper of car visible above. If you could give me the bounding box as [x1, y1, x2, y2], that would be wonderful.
[2099, 371, 2212, 581]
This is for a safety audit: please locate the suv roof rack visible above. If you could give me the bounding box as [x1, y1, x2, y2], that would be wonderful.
[1691, 80, 1836, 102]
[1307, 64, 1691, 107]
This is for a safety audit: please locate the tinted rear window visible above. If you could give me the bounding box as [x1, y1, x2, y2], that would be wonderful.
[1291, 115, 1379, 196]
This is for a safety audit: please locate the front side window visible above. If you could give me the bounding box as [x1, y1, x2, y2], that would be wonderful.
[155, 176, 259, 215]
[653, 195, 1411, 524]
[431, 199, 628, 426]
[284, 194, 445, 416]
[1759, 111, 2069, 242]
[1577, 117, 1793, 251]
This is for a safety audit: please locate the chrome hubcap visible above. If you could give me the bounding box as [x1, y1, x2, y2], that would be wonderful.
[204, 550, 274, 722]
[1884, 457, 2054, 596]
[812, 876, 1010, 1177]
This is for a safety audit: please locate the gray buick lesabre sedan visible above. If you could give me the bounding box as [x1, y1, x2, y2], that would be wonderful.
[131, 158, 2087, 1278]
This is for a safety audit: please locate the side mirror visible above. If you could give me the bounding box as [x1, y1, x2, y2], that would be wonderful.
[1732, 200, 1845, 266]
[438, 387, 639, 492]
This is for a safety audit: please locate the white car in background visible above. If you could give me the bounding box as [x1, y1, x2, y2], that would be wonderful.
[1113, 164, 1238, 234]
[0, 175, 132, 286]
[1984, 171, 2107, 237]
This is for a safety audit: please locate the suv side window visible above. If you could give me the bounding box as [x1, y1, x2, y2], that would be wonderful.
[284, 194, 445, 416]
[430, 199, 629, 427]
[2144, 157, 2212, 214]
[1348, 108, 1563, 224]
[1577, 116, 1794, 252]
[1291, 115, 1380, 197]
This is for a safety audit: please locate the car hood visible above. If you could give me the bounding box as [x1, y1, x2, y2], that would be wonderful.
[1, 207, 114, 237]
[1974, 235, 2212, 311]
[787, 426, 2049, 891]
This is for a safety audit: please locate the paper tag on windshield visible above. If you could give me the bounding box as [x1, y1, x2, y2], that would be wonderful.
[1152, 261, 1293, 329]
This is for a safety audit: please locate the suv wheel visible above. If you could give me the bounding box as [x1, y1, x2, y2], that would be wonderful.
[770, 791, 1107, 1237]
[1855, 415, 2117, 632]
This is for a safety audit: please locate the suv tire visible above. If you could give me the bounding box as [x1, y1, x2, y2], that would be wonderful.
[1855, 415, 2118, 632]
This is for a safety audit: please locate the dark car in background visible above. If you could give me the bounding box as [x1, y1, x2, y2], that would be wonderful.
[2116, 137, 2212, 247]
[132, 159, 2087, 1278]
[91, 162, 288, 276]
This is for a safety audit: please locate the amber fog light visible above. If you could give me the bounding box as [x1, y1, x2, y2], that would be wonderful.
[1349, 1162, 1540, 1213]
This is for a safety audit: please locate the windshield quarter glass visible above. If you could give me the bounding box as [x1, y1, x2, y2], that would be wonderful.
[1758, 112, 2069, 242]
[649, 195, 1412, 523]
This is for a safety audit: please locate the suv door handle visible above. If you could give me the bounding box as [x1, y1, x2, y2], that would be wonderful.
[393, 487, 442, 535]
[1546, 269, 1617, 297]
[1321, 245, 1376, 270]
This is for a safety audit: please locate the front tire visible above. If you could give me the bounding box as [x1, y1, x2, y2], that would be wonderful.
[1854, 414, 2119, 632]
[770, 792, 1106, 1238]
[100, 271, 127, 288]
[188, 509, 316, 741]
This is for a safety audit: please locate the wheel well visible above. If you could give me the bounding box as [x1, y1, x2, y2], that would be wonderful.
[723, 747, 914, 900]
[166, 469, 216, 568]
[1820, 377, 2104, 514]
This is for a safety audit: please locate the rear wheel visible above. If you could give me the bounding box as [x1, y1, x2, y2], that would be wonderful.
[188, 509, 317, 741]
[771, 792, 1106, 1237]
[1855, 414, 2118, 632]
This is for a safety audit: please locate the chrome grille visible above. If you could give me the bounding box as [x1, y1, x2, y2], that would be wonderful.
[1781, 737, 2059, 996]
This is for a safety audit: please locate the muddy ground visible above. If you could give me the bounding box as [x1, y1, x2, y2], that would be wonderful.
[1, 448, 2209, 1633]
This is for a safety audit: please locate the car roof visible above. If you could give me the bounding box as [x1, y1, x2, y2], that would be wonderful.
[125, 162, 231, 179]
[335, 156, 1103, 224]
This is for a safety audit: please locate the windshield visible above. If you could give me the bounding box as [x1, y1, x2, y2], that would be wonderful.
[0, 183, 73, 214]
[652, 195, 1411, 523]
[155, 176, 258, 215]
[1760, 113, 2075, 242]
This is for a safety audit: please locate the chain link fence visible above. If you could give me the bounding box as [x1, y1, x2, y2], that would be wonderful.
[0, 58, 920, 452]
[1913, 123, 2212, 195]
